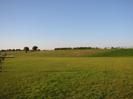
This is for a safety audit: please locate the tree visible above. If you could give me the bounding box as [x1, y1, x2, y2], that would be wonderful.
[32, 46, 38, 51]
[24, 47, 29, 53]
[16, 49, 21, 51]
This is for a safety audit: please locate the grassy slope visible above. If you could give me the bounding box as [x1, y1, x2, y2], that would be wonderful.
[0, 51, 133, 99]
[89, 49, 133, 57]
[5, 49, 105, 57]
[5, 49, 133, 58]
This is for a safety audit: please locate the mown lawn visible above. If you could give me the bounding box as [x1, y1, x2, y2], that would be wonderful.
[0, 54, 133, 99]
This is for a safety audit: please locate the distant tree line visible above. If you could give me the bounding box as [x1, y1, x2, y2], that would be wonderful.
[0, 46, 40, 53]
[54, 47, 132, 50]
[0, 49, 22, 52]
[73, 47, 99, 50]
[0, 46, 132, 52]
[55, 48, 73, 50]
[54, 47, 99, 50]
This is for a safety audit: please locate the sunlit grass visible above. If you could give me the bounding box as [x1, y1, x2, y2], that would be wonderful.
[0, 53, 133, 99]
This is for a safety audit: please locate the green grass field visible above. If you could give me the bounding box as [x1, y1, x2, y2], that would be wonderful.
[0, 50, 133, 99]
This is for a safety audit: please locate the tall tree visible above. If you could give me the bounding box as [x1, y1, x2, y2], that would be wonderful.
[24, 47, 29, 53]
[32, 46, 38, 51]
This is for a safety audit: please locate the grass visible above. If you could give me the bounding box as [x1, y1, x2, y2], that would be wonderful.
[5, 49, 105, 57]
[89, 48, 133, 57]
[6, 48, 133, 57]
[0, 50, 133, 99]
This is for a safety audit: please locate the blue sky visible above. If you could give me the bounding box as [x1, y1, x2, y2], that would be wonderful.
[0, 0, 133, 49]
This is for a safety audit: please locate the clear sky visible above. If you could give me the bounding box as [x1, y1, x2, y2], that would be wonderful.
[0, 0, 133, 49]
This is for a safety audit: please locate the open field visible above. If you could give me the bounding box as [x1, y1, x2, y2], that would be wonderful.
[0, 50, 133, 99]
[5, 48, 133, 57]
